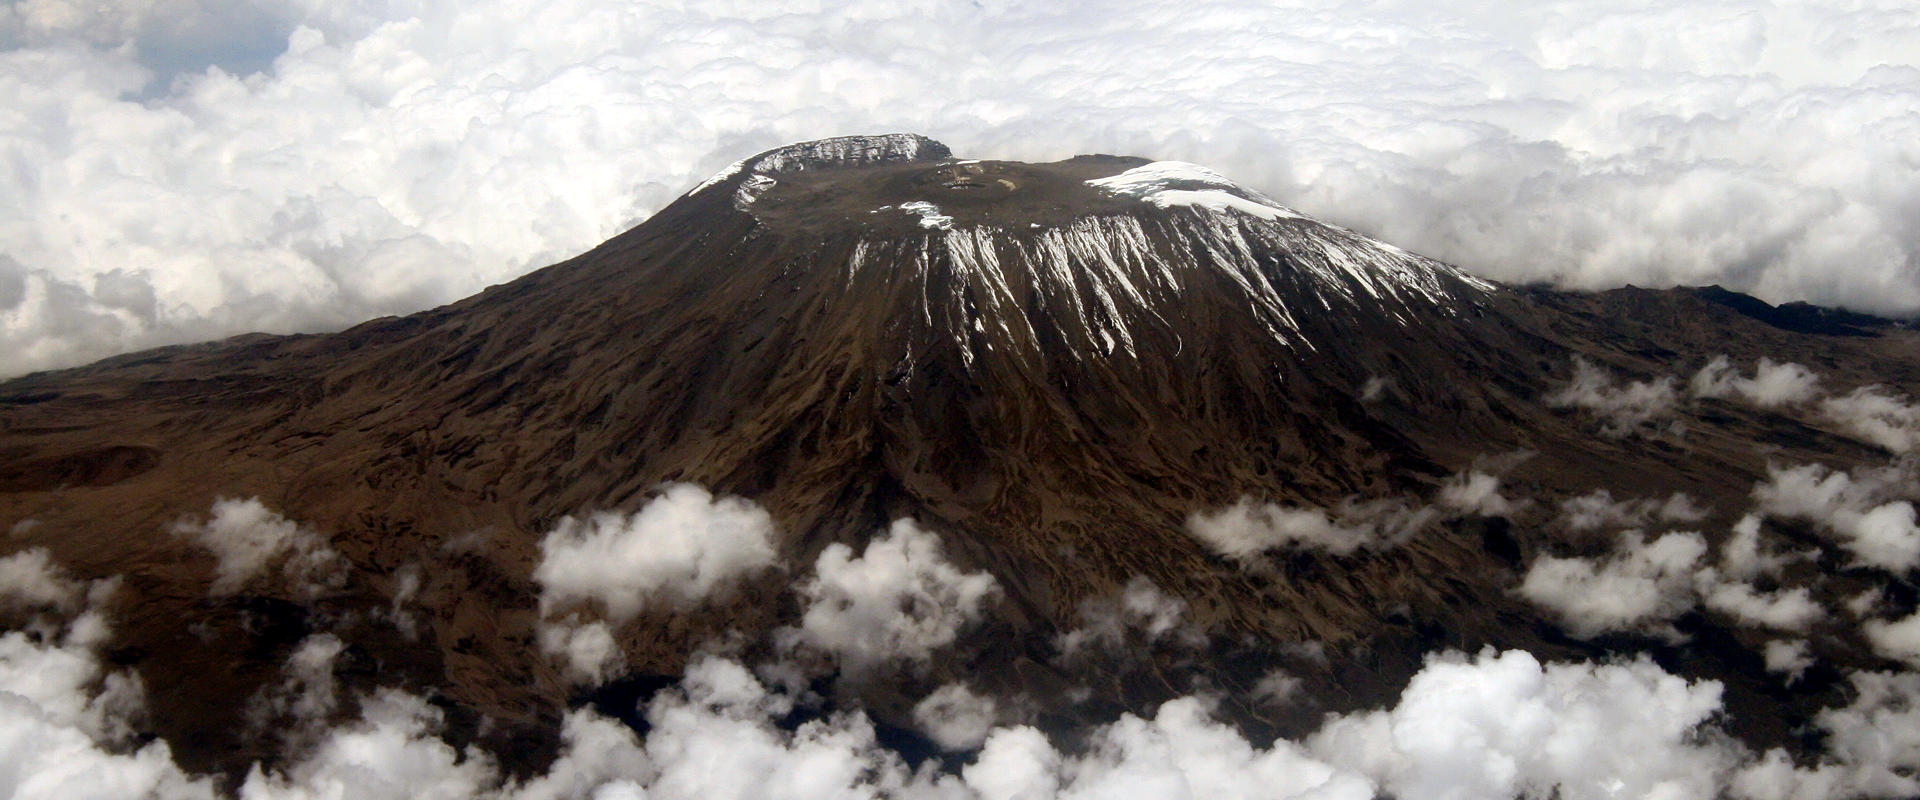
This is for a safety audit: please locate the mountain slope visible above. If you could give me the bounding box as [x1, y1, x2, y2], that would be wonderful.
[3, 134, 1918, 781]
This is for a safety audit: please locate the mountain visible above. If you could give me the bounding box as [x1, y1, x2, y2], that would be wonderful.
[4, 134, 1920, 792]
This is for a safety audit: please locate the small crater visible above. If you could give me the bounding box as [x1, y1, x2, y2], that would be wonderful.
[0, 444, 162, 492]
[916, 163, 1022, 199]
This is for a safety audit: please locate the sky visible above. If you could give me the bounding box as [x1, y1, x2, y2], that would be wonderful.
[2, 0, 1919, 375]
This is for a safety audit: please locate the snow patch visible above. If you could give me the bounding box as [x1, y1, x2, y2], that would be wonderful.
[898, 201, 953, 230]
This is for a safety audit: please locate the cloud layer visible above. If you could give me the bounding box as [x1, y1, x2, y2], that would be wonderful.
[17, 476, 1920, 798]
[3, 1, 1920, 374]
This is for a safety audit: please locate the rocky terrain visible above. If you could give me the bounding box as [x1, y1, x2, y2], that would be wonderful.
[5, 134, 1920, 798]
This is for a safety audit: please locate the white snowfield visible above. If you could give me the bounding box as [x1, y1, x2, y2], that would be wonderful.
[855, 160, 1495, 371]
[1088, 160, 1308, 222]
[698, 133, 946, 210]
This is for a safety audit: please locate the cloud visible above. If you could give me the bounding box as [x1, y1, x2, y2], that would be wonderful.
[1252, 670, 1304, 707]
[1186, 496, 1437, 557]
[170, 497, 344, 599]
[1680, 356, 1920, 455]
[1691, 356, 1823, 407]
[0, 547, 87, 610]
[781, 519, 998, 676]
[1863, 611, 1920, 668]
[1309, 649, 1738, 800]
[2, 602, 1907, 800]
[1546, 358, 1681, 437]
[1558, 487, 1708, 532]
[245, 633, 345, 748]
[911, 683, 998, 752]
[1189, 468, 1526, 559]
[1753, 462, 1920, 571]
[236, 689, 500, 800]
[538, 617, 625, 686]
[626, 655, 926, 800]
[0, 560, 219, 800]
[1698, 579, 1823, 634]
[1762, 639, 1814, 685]
[383, 564, 423, 640]
[1056, 576, 1202, 657]
[1436, 470, 1521, 517]
[1732, 671, 1920, 800]
[533, 483, 777, 622]
[4, 2, 1920, 375]
[1719, 514, 1809, 582]
[1821, 386, 1920, 454]
[1519, 530, 1708, 639]
[500, 709, 649, 800]
[1522, 514, 1825, 636]
[1696, 515, 1825, 633]
[1039, 698, 1371, 800]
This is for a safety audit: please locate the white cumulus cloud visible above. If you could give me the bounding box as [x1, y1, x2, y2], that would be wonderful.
[1519, 530, 1708, 639]
[1753, 462, 1920, 572]
[533, 483, 777, 622]
[1691, 356, 1823, 407]
[1822, 386, 1920, 454]
[781, 519, 998, 677]
[1558, 487, 1708, 532]
[1547, 357, 1681, 438]
[1310, 649, 1738, 800]
[912, 683, 998, 752]
[170, 496, 344, 599]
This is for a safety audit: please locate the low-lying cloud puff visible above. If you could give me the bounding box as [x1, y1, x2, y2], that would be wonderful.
[911, 683, 999, 752]
[1055, 576, 1201, 657]
[1521, 511, 1827, 638]
[237, 688, 500, 800]
[1822, 386, 1920, 454]
[1187, 495, 1443, 557]
[1863, 610, 1920, 668]
[245, 633, 345, 750]
[1753, 463, 1920, 572]
[1762, 639, 1815, 684]
[781, 519, 998, 676]
[4, 2, 1920, 376]
[1187, 499, 1408, 557]
[1519, 530, 1708, 639]
[1733, 671, 1920, 800]
[1188, 469, 1524, 559]
[0, 547, 87, 610]
[170, 497, 344, 599]
[1699, 580, 1824, 634]
[1558, 488, 1707, 533]
[1692, 356, 1823, 407]
[1436, 470, 1521, 517]
[1310, 649, 1736, 800]
[1546, 358, 1680, 437]
[0, 551, 218, 799]
[533, 483, 777, 622]
[537, 617, 625, 686]
[1684, 356, 1920, 455]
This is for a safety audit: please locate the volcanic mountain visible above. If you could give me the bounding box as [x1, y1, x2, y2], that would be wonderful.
[5, 134, 1920, 790]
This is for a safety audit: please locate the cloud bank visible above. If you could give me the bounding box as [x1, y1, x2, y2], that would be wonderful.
[9, 504, 1920, 800]
[3, 0, 1920, 375]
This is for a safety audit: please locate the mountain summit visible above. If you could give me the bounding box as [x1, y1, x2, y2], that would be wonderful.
[695, 132, 1495, 365]
[4, 135, 1920, 790]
